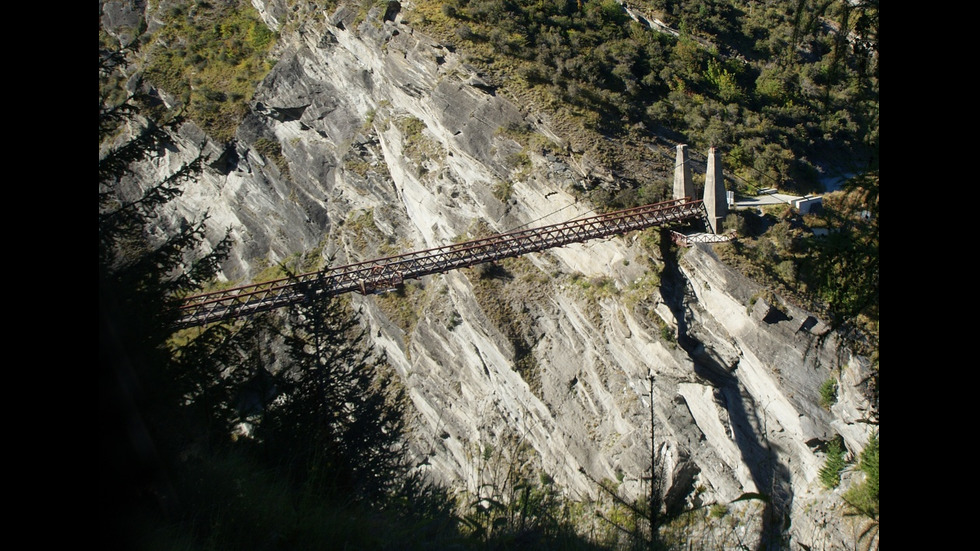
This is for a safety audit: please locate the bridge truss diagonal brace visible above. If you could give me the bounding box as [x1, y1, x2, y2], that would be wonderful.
[175, 198, 710, 328]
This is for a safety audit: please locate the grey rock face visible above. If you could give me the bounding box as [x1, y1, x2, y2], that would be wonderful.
[110, 2, 876, 547]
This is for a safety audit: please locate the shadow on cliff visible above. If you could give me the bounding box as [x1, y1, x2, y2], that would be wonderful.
[657, 233, 793, 550]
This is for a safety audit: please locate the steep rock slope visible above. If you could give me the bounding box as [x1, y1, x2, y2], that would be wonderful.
[102, 1, 876, 547]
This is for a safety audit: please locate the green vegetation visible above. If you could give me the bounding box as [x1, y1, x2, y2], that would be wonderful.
[570, 272, 620, 299]
[136, 0, 278, 142]
[408, 0, 877, 197]
[623, 271, 661, 309]
[271, 283, 410, 506]
[375, 281, 426, 336]
[456, 436, 584, 546]
[817, 430, 878, 532]
[819, 376, 838, 410]
[344, 207, 380, 250]
[818, 436, 846, 489]
[567, 271, 620, 328]
[507, 151, 533, 175]
[345, 157, 374, 177]
[108, 0, 878, 206]
[496, 121, 561, 155]
[398, 113, 427, 139]
[843, 432, 879, 518]
[253, 137, 291, 177]
[492, 179, 514, 202]
[397, 114, 442, 173]
[466, 257, 549, 397]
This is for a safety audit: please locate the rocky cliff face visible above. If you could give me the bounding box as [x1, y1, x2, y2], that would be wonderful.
[102, 1, 877, 547]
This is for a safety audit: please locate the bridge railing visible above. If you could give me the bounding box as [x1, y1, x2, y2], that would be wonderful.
[175, 198, 710, 328]
[670, 230, 737, 247]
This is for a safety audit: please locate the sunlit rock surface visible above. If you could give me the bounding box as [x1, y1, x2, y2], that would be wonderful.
[102, 2, 877, 547]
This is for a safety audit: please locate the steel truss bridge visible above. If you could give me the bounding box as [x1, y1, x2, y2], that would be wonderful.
[175, 197, 713, 329]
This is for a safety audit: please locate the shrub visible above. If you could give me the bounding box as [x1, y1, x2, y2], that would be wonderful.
[819, 377, 838, 410]
[775, 259, 797, 282]
[859, 433, 879, 496]
[722, 213, 748, 237]
[819, 436, 846, 489]
[142, 1, 277, 142]
[709, 504, 728, 519]
[492, 180, 513, 202]
[843, 432, 879, 517]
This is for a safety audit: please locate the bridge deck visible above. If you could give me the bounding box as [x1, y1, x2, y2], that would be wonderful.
[176, 198, 711, 329]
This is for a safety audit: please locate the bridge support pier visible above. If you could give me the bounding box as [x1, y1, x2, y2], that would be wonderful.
[673, 144, 693, 201]
[703, 147, 728, 233]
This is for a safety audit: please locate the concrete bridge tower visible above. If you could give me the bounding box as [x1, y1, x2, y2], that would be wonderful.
[673, 144, 694, 200]
[702, 147, 727, 233]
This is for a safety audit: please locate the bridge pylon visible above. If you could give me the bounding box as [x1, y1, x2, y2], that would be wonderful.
[673, 144, 693, 201]
[702, 147, 727, 233]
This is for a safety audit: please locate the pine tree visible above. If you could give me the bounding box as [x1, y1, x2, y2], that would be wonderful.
[100, 43, 236, 546]
[260, 275, 409, 506]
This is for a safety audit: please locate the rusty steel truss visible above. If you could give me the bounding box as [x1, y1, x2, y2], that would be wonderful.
[175, 198, 711, 329]
[670, 230, 737, 247]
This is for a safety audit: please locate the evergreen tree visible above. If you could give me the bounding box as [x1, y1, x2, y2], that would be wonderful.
[100, 43, 235, 547]
[259, 275, 410, 507]
[100, 42, 454, 548]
